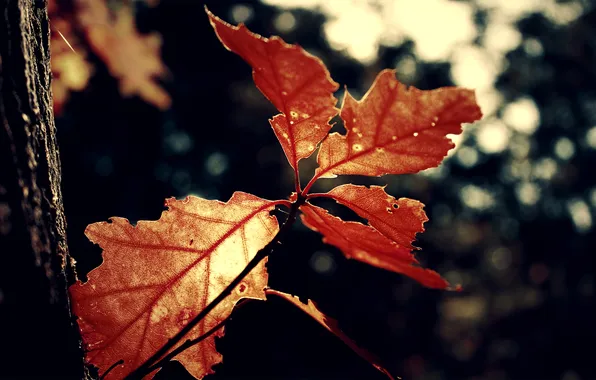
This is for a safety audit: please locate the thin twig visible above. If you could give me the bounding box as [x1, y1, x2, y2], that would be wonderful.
[125, 195, 306, 380]
[305, 192, 332, 200]
[145, 299, 249, 374]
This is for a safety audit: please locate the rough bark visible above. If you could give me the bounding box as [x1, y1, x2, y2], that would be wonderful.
[0, 0, 90, 378]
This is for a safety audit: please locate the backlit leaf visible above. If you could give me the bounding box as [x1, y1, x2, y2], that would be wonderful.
[300, 203, 450, 289]
[314, 69, 482, 179]
[265, 289, 394, 380]
[207, 9, 339, 169]
[324, 184, 427, 250]
[70, 192, 281, 379]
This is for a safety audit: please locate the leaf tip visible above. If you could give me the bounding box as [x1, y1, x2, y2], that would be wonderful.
[340, 85, 357, 107]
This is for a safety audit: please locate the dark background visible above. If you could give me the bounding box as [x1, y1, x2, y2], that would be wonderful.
[56, 1, 596, 379]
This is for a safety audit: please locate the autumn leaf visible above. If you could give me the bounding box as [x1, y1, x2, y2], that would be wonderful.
[79, 1, 171, 110]
[300, 203, 450, 289]
[207, 9, 339, 170]
[266, 289, 395, 380]
[312, 69, 482, 181]
[323, 184, 427, 250]
[69, 192, 282, 379]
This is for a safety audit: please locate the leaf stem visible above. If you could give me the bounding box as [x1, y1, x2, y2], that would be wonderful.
[125, 195, 306, 380]
[301, 174, 321, 196]
[305, 192, 331, 200]
[294, 166, 302, 194]
[273, 199, 293, 209]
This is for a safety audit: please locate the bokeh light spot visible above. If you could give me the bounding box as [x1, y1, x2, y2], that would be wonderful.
[554, 137, 575, 160]
[205, 152, 229, 176]
[165, 131, 193, 155]
[231, 4, 253, 23]
[567, 199, 592, 233]
[533, 158, 558, 180]
[523, 38, 544, 57]
[274, 11, 297, 33]
[502, 97, 541, 134]
[394, 55, 417, 84]
[489, 247, 512, 271]
[450, 45, 500, 91]
[516, 182, 541, 205]
[483, 18, 521, 53]
[585, 126, 596, 149]
[323, 4, 382, 64]
[460, 185, 495, 210]
[590, 188, 596, 208]
[476, 119, 511, 154]
[456, 146, 479, 168]
[310, 250, 336, 275]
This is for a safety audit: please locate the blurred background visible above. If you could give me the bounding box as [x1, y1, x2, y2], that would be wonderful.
[51, 0, 596, 379]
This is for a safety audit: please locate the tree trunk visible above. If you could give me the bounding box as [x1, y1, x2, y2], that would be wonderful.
[0, 0, 90, 378]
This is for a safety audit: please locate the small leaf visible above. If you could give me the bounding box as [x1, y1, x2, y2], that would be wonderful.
[325, 184, 427, 250]
[315, 69, 482, 179]
[266, 289, 394, 380]
[70, 192, 281, 379]
[207, 8, 339, 169]
[300, 203, 449, 289]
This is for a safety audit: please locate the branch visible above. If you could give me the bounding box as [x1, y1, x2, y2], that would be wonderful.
[125, 195, 306, 379]
[145, 299, 248, 374]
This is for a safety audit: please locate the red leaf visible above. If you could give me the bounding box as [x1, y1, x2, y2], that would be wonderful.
[300, 203, 450, 289]
[69, 192, 281, 379]
[324, 184, 427, 250]
[314, 69, 482, 179]
[207, 9, 339, 170]
[265, 289, 395, 380]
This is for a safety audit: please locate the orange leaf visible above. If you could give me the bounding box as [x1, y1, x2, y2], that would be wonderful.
[69, 192, 281, 379]
[300, 203, 450, 289]
[207, 9, 339, 169]
[314, 69, 482, 179]
[324, 184, 427, 250]
[265, 289, 394, 380]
